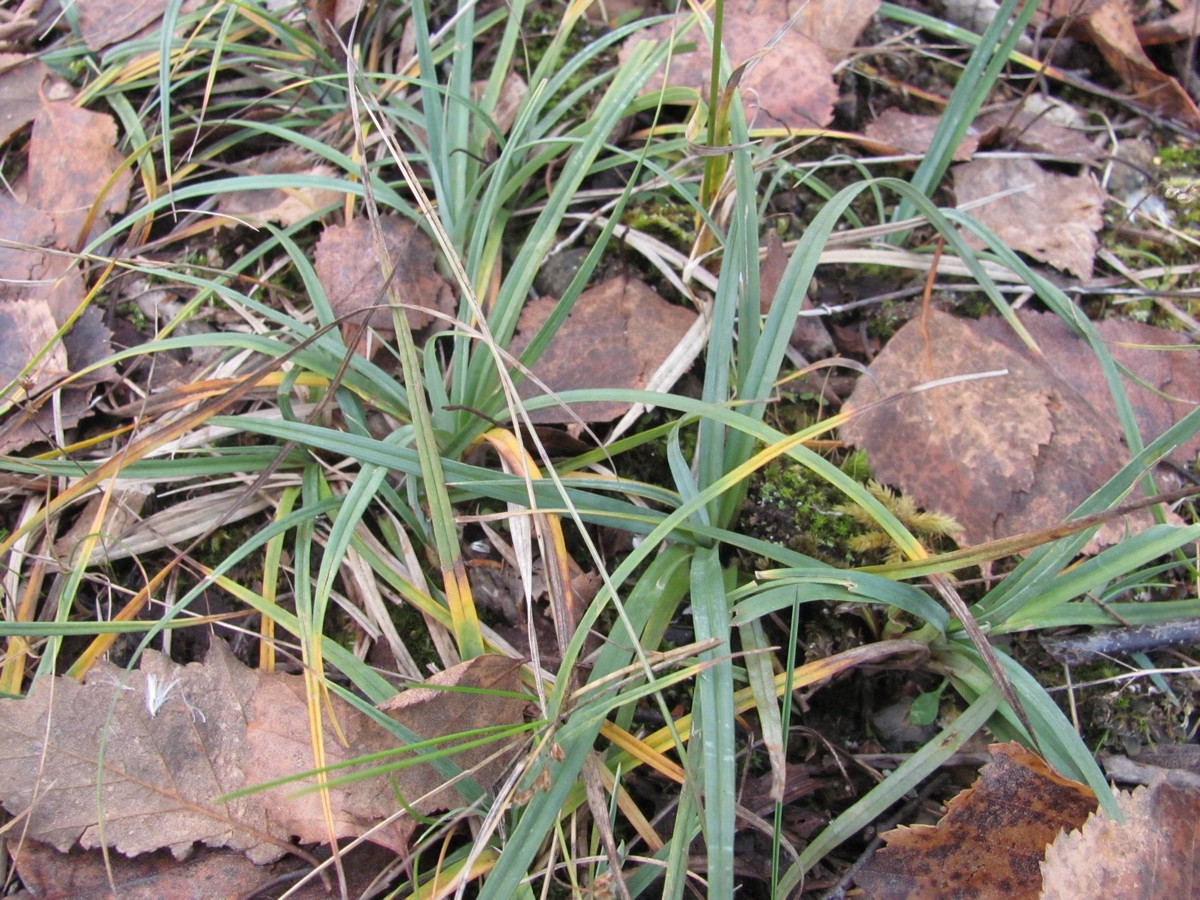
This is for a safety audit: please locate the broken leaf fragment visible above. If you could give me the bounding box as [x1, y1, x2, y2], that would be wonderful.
[0, 642, 526, 863]
[953, 157, 1105, 280]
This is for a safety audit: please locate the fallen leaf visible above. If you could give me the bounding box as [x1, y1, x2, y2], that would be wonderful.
[1038, 0, 1108, 21]
[1079, 0, 1200, 129]
[508, 274, 699, 424]
[973, 311, 1200, 469]
[621, 0, 880, 129]
[313, 214, 455, 353]
[308, 0, 367, 31]
[216, 147, 341, 228]
[974, 97, 1103, 163]
[12, 842, 288, 900]
[1040, 775, 1200, 898]
[0, 298, 69, 392]
[75, 0, 169, 52]
[0, 54, 72, 147]
[864, 109, 980, 161]
[23, 98, 133, 248]
[791, 0, 881, 58]
[11, 839, 398, 900]
[855, 742, 1097, 900]
[473, 70, 528, 141]
[953, 157, 1105, 279]
[760, 234, 834, 360]
[1, 303, 118, 453]
[0, 642, 527, 863]
[1136, 2, 1200, 45]
[839, 309, 1132, 547]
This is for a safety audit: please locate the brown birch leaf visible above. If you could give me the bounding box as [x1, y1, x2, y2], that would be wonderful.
[856, 743, 1098, 900]
[1040, 775, 1200, 899]
[216, 147, 340, 228]
[952, 157, 1105, 280]
[1080, 0, 1200, 129]
[839, 310, 1129, 547]
[0, 642, 526, 863]
[313, 214, 455, 355]
[619, 0, 879, 129]
[24, 99, 132, 248]
[508, 274, 698, 424]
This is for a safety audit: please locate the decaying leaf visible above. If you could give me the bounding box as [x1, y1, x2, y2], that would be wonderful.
[974, 96, 1102, 163]
[621, 0, 879, 129]
[308, 0, 367, 32]
[1040, 775, 1200, 899]
[24, 98, 132, 248]
[313, 214, 455, 353]
[953, 157, 1105, 279]
[12, 841, 283, 900]
[1078, 0, 1200, 129]
[863, 109, 980, 161]
[74, 0, 171, 51]
[973, 311, 1200, 469]
[509, 274, 699, 424]
[0, 87, 125, 448]
[216, 147, 341, 228]
[855, 743, 1098, 900]
[0, 54, 71, 146]
[0, 642, 527, 863]
[0, 298, 69, 393]
[839, 309, 1142, 548]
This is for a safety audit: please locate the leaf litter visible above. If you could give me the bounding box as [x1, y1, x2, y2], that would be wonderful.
[840, 308, 1199, 549]
[0, 641, 526, 864]
[2, 0, 1200, 894]
[856, 742, 1200, 898]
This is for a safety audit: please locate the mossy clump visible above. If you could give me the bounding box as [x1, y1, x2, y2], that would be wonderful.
[621, 195, 696, 251]
[741, 457, 869, 565]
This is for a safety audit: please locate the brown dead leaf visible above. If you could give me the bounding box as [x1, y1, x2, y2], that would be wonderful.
[307, 0, 366, 31]
[1136, 2, 1200, 46]
[1080, 0, 1200, 129]
[839, 309, 1132, 547]
[508, 274, 699, 424]
[23, 98, 132, 248]
[216, 147, 341, 228]
[473, 71, 528, 140]
[974, 98, 1103, 163]
[0, 54, 71, 146]
[0, 642, 526, 863]
[0, 302, 116, 454]
[75, 0, 168, 52]
[12, 842, 287, 900]
[12, 839, 398, 900]
[0, 298, 68, 391]
[1040, 775, 1200, 899]
[760, 234, 834, 360]
[790, 0, 881, 58]
[953, 157, 1105, 279]
[973, 311, 1200, 470]
[621, 0, 879, 129]
[864, 110, 980, 161]
[1038, 0, 1108, 22]
[855, 742, 1098, 900]
[314, 214, 455, 353]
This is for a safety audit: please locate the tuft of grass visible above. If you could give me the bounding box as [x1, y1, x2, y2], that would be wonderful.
[1, 0, 1198, 896]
